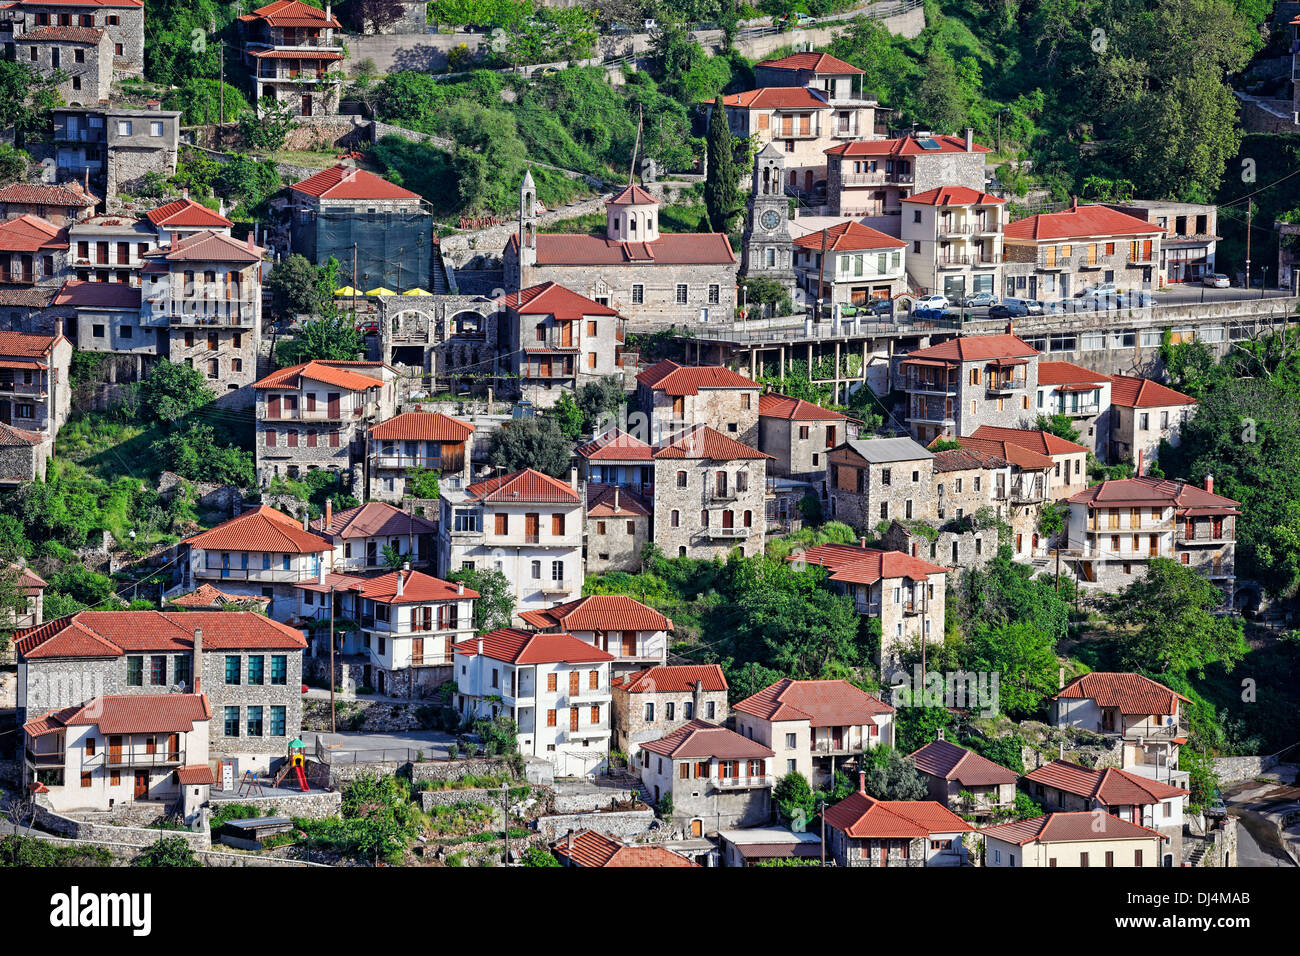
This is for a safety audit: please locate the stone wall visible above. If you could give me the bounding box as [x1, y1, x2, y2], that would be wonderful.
[439, 193, 611, 268]
[535, 808, 655, 841]
[209, 790, 342, 820]
[419, 787, 505, 810]
[32, 802, 211, 849]
[1212, 754, 1281, 784]
[552, 788, 638, 814]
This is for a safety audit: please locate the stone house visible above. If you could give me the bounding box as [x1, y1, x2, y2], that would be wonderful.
[929, 445, 1009, 523]
[789, 544, 947, 669]
[1104, 201, 1218, 285]
[758, 391, 857, 484]
[7, 563, 45, 629]
[969, 425, 1089, 501]
[825, 436, 935, 533]
[520, 594, 671, 677]
[176, 505, 335, 621]
[880, 519, 1000, 575]
[52, 280, 144, 365]
[1022, 760, 1188, 864]
[636, 719, 774, 834]
[980, 812, 1165, 867]
[1002, 200, 1164, 301]
[310, 499, 438, 571]
[501, 281, 626, 409]
[11, 24, 112, 105]
[751, 51, 889, 138]
[296, 567, 477, 698]
[954, 434, 1053, 561]
[1051, 671, 1190, 786]
[67, 212, 160, 286]
[909, 735, 1018, 818]
[0, 327, 72, 442]
[14, 610, 307, 776]
[144, 196, 234, 244]
[1107, 375, 1196, 470]
[822, 778, 974, 867]
[0, 0, 145, 75]
[1035, 360, 1112, 456]
[576, 428, 654, 494]
[900, 185, 1005, 300]
[53, 105, 181, 198]
[253, 359, 397, 487]
[141, 229, 265, 408]
[0, 419, 52, 485]
[825, 131, 990, 218]
[651, 424, 769, 561]
[733, 677, 895, 788]
[552, 828, 698, 867]
[22, 693, 211, 814]
[793, 220, 908, 305]
[583, 482, 652, 573]
[636, 359, 760, 447]
[288, 164, 432, 292]
[898, 332, 1041, 444]
[0, 181, 97, 226]
[452, 627, 614, 777]
[436, 467, 585, 617]
[0, 215, 68, 289]
[504, 176, 737, 329]
[366, 409, 474, 502]
[1064, 476, 1238, 594]
[238, 0, 344, 117]
[610, 663, 728, 755]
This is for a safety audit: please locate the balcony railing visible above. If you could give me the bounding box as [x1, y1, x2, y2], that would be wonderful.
[102, 746, 185, 768]
[199, 566, 320, 582]
[703, 526, 750, 539]
[840, 171, 912, 186]
[714, 775, 774, 789]
[371, 454, 450, 470]
[0, 379, 46, 397]
[986, 378, 1026, 394]
[264, 405, 371, 422]
[408, 653, 451, 667]
[25, 748, 63, 769]
[540, 579, 576, 595]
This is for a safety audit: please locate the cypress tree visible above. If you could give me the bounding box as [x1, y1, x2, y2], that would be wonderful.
[704, 96, 739, 234]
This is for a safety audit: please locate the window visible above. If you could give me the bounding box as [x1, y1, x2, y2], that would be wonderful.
[785, 733, 797, 748]
[224, 707, 240, 737]
[676, 470, 687, 488]
[247, 706, 264, 738]
[631, 284, 644, 304]
[117, 121, 132, 136]
[151, 121, 163, 137]
[81, 772, 92, 788]
[644, 702, 655, 722]
[708, 284, 720, 305]
[126, 656, 143, 686]
[247, 655, 265, 685]
[173, 655, 191, 687]
[74, 48, 84, 63]
[85, 737, 96, 757]
[675, 284, 688, 304]
[670, 509, 680, 528]
[270, 706, 286, 737]
[150, 655, 166, 685]
[224, 656, 241, 685]
[551, 513, 565, 536]
[92, 324, 105, 338]
[547, 673, 558, 692]
[546, 709, 556, 727]
[666, 702, 675, 721]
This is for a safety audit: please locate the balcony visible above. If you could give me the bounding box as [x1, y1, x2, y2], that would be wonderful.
[371, 454, 453, 471]
[264, 405, 371, 422]
[408, 652, 452, 667]
[703, 527, 750, 540]
[937, 253, 1000, 268]
[0, 270, 36, 285]
[102, 745, 185, 769]
[773, 127, 819, 140]
[901, 601, 924, 616]
[25, 748, 64, 769]
[540, 579, 576, 596]
[1177, 528, 1232, 545]
[714, 775, 774, 789]
[198, 566, 319, 583]
[165, 302, 258, 326]
[707, 486, 740, 502]
[0, 379, 46, 398]
[985, 378, 1026, 395]
[840, 171, 912, 187]
[905, 377, 957, 396]
[812, 739, 865, 756]
[938, 222, 976, 236]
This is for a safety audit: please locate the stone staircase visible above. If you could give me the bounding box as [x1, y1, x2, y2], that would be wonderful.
[1185, 838, 1210, 867]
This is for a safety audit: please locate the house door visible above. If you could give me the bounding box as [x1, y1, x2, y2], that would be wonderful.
[377, 672, 385, 694]
[221, 552, 230, 578]
[833, 726, 843, 749]
[327, 392, 340, 418]
[690, 819, 703, 837]
[268, 394, 281, 419]
[879, 843, 888, 867]
[109, 735, 122, 765]
[133, 771, 148, 799]
[622, 631, 636, 656]
[166, 733, 179, 762]
[569, 670, 579, 695]
[301, 94, 313, 116]
[525, 513, 539, 541]
[569, 707, 579, 731]
[721, 510, 734, 529]
[1028, 275, 1037, 298]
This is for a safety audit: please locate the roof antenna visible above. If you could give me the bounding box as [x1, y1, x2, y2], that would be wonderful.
[628, 105, 643, 187]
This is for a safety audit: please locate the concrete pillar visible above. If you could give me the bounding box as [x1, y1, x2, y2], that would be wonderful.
[779, 346, 785, 380]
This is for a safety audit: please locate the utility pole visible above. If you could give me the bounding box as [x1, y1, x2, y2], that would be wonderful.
[1055, 548, 1061, 593]
[819, 799, 826, 867]
[1245, 203, 1252, 291]
[329, 583, 336, 734]
[814, 227, 829, 323]
[502, 783, 510, 865]
[351, 243, 358, 317]
[219, 38, 225, 125]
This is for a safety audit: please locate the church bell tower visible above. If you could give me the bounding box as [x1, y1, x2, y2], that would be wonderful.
[740, 143, 796, 306]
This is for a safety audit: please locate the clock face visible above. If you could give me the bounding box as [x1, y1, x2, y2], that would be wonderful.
[760, 209, 781, 231]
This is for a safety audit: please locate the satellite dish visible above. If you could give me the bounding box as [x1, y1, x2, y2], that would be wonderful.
[172, 681, 187, 693]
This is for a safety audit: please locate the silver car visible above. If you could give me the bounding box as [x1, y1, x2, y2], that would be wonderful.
[1202, 273, 1230, 288]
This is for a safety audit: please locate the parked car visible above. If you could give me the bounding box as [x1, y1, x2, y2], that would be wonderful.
[1075, 282, 1119, 298]
[964, 291, 998, 308]
[1038, 300, 1068, 315]
[989, 302, 1028, 320]
[1117, 291, 1158, 309]
[1202, 273, 1231, 288]
[915, 293, 949, 310]
[1001, 297, 1042, 315]
[865, 298, 894, 316]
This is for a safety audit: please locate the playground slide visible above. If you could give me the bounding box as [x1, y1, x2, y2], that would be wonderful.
[293, 765, 308, 792]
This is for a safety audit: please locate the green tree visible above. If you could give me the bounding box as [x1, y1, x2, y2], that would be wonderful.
[487, 415, 573, 478]
[266, 254, 335, 327]
[406, 467, 441, 500]
[0, 143, 29, 186]
[861, 745, 928, 801]
[1035, 413, 1081, 444]
[447, 567, 515, 634]
[151, 424, 256, 488]
[703, 96, 740, 234]
[163, 78, 251, 126]
[772, 771, 815, 828]
[521, 845, 560, 866]
[133, 836, 199, 867]
[963, 620, 1060, 719]
[910, 50, 967, 134]
[238, 100, 297, 152]
[138, 360, 211, 423]
[552, 393, 585, 440]
[275, 314, 361, 366]
[1102, 558, 1247, 675]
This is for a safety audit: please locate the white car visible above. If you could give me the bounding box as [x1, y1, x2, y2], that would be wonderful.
[914, 294, 949, 310]
[1202, 273, 1230, 288]
[1075, 282, 1119, 298]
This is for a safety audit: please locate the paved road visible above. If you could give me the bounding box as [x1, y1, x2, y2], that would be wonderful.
[1222, 779, 1299, 867]
[301, 729, 457, 763]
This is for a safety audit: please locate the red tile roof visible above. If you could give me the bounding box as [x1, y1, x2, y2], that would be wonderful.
[249, 48, 343, 60]
[641, 719, 773, 760]
[637, 359, 758, 395]
[0, 181, 97, 207]
[585, 482, 651, 518]
[175, 765, 216, 785]
[15, 610, 306, 659]
[909, 739, 1018, 786]
[793, 543, 947, 586]
[183, 505, 335, 554]
[0, 330, 58, 358]
[969, 425, 1088, 456]
[254, 359, 387, 392]
[720, 87, 830, 110]
[311, 501, 437, 539]
[1004, 204, 1164, 241]
[903, 334, 1039, 363]
[793, 220, 905, 252]
[826, 134, 989, 157]
[823, 790, 973, 838]
[452, 628, 614, 665]
[756, 51, 864, 75]
[518, 595, 670, 633]
[501, 281, 620, 320]
[53, 280, 141, 310]
[0, 421, 44, 447]
[15, 25, 104, 42]
[902, 185, 1005, 206]
[1108, 374, 1196, 408]
[369, 409, 472, 443]
[1037, 360, 1110, 387]
[552, 829, 698, 867]
[758, 392, 850, 421]
[9, 0, 140, 5]
[606, 184, 658, 205]
[956, 436, 1054, 470]
[931, 446, 1010, 472]
[298, 569, 477, 605]
[25, 693, 210, 736]
[1054, 672, 1189, 716]
[146, 230, 263, 264]
[652, 424, 771, 461]
[576, 429, 653, 461]
[466, 467, 581, 504]
[168, 583, 270, 609]
[1067, 476, 1239, 514]
[1024, 760, 1188, 806]
[146, 198, 233, 230]
[979, 811, 1164, 846]
[734, 677, 894, 726]
[507, 232, 736, 266]
[290, 164, 419, 201]
[612, 664, 728, 694]
[0, 214, 67, 253]
[243, 0, 340, 27]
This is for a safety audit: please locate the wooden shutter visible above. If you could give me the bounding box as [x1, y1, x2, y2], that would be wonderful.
[494, 513, 508, 535]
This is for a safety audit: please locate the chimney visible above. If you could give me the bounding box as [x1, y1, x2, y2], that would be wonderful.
[936, 727, 945, 742]
[692, 680, 704, 721]
[457, 581, 465, 595]
[317, 560, 326, 587]
[182, 187, 188, 201]
[477, 637, 484, 656]
[964, 127, 973, 152]
[1071, 195, 1078, 212]
[857, 771, 866, 795]
[325, 498, 332, 527]
[570, 465, 578, 490]
[566, 830, 574, 863]
[1058, 666, 1065, 690]
[1136, 449, 1143, 477]
[859, 537, 867, 549]
[303, 510, 310, 531]
[247, 232, 255, 251]
[1204, 474, 1213, 495]
[1058, 741, 1064, 761]
[613, 487, 620, 512]
[396, 571, 405, 597]
[192, 628, 203, 694]
[54, 318, 63, 339]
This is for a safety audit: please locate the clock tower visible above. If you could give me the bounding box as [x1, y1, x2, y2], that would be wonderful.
[741, 143, 796, 305]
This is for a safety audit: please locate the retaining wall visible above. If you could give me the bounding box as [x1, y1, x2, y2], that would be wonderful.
[534, 808, 655, 841]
